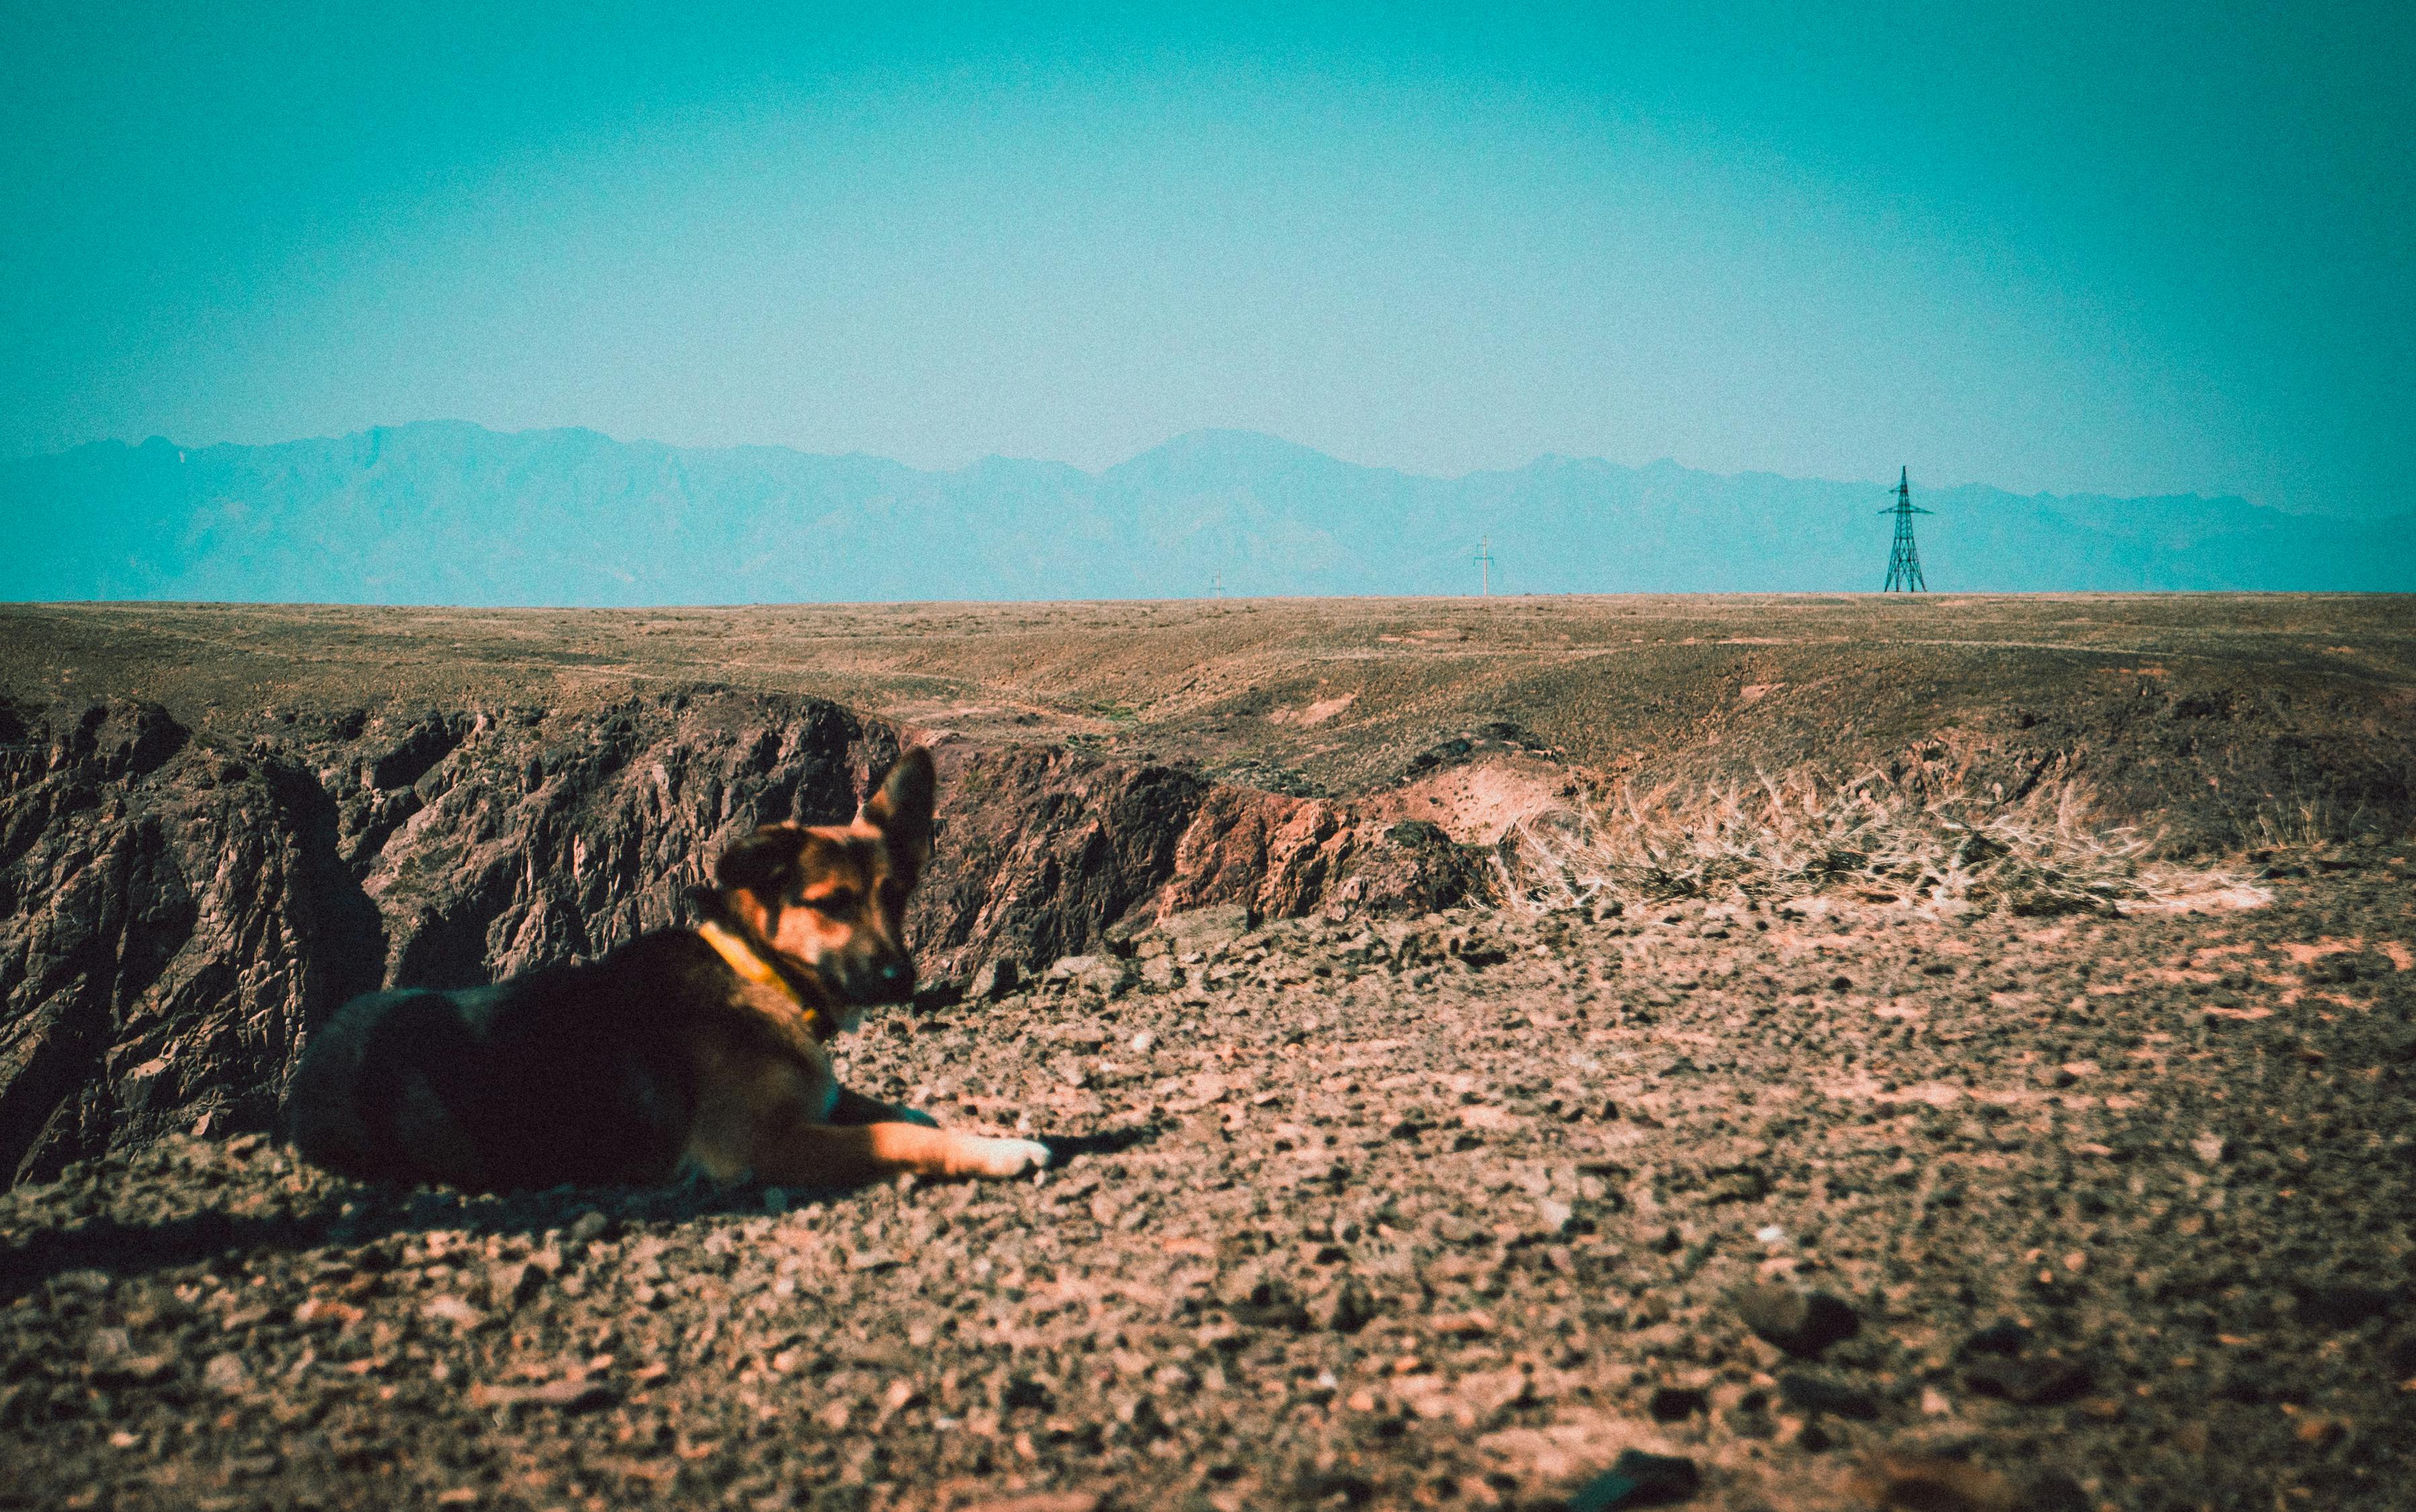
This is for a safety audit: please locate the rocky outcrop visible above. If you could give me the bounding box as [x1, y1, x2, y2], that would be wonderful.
[0, 701, 381, 1185]
[0, 690, 1485, 1183]
[913, 744, 1487, 978]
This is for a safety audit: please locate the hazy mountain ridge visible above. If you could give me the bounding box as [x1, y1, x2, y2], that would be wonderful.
[7, 423, 2407, 603]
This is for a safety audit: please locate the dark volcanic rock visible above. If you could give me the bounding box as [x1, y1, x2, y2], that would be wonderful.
[1647, 1384, 1708, 1421]
[0, 700, 382, 1183]
[1733, 1283, 1862, 1359]
[1960, 1320, 2032, 1357]
[1962, 1353, 2093, 1406]
[1776, 1371, 1880, 1421]
[2292, 1282, 2397, 1331]
[1571, 1449, 1701, 1509]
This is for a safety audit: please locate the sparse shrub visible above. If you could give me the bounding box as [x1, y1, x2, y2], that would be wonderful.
[1491, 767, 2257, 916]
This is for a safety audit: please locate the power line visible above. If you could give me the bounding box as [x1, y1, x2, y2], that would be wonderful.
[1879, 467, 1930, 592]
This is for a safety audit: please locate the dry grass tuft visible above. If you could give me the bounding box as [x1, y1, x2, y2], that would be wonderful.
[1493, 768, 2259, 917]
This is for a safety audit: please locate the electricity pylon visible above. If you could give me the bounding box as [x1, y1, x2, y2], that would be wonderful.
[1879, 468, 1929, 592]
[1473, 536, 1495, 596]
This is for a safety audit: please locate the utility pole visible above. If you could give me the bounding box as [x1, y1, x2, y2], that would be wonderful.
[1473, 536, 1495, 597]
[1879, 468, 1930, 592]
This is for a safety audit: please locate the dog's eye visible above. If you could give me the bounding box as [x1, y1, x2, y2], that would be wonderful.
[802, 890, 857, 915]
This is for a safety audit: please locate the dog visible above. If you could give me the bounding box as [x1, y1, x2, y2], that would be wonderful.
[283, 747, 1050, 1192]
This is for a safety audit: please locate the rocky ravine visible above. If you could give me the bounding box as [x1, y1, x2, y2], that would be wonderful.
[2, 857, 2412, 1511]
[0, 691, 1485, 1185]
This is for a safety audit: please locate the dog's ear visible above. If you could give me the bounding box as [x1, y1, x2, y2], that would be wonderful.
[715, 823, 807, 904]
[860, 747, 935, 882]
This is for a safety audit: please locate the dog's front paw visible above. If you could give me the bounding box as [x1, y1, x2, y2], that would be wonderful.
[955, 1135, 1052, 1179]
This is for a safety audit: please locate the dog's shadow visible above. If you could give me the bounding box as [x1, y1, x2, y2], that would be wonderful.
[1040, 1125, 1157, 1163]
[0, 1120, 1162, 1302]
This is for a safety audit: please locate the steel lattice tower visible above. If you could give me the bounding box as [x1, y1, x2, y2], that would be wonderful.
[1879, 466, 1930, 591]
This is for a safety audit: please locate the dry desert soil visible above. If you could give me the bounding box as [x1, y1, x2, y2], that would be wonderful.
[1, 595, 2413, 1512]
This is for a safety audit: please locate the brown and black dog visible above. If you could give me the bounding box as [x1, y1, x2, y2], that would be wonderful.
[284, 748, 1049, 1192]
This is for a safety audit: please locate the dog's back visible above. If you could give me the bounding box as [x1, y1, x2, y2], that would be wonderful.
[286, 933, 723, 1191]
[286, 748, 1052, 1193]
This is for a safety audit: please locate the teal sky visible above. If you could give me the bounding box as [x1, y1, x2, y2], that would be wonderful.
[5, 2, 2409, 515]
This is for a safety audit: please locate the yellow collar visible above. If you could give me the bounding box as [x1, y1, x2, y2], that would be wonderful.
[696, 920, 823, 1037]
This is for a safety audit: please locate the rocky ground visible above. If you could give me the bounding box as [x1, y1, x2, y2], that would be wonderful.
[6, 843, 2413, 1511]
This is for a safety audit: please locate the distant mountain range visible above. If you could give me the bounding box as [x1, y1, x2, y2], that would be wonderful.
[6, 423, 2409, 602]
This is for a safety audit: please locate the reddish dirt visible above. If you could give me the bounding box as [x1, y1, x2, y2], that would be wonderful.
[0, 597, 2410, 1512]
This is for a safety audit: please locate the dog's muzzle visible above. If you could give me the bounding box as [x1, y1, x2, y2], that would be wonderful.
[851, 959, 915, 1007]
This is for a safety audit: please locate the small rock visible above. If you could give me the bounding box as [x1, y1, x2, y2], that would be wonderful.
[1571, 1448, 1700, 1509]
[468, 1377, 619, 1413]
[1432, 1212, 1480, 1245]
[970, 959, 1020, 999]
[2384, 1332, 2416, 1380]
[1000, 1374, 1052, 1410]
[2294, 1283, 2397, 1331]
[204, 1352, 249, 1397]
[1114, 1393, 1170, 1439]
[958, 1495, 1102, 1512]
[1129, 1030, 1156, 1053]
[85, 1330, 176, 1387]
[567, 1210, 610, 1248]
[1646, 1385, 1707, 1421]
[1960, 1320, 2031, 1357]
[1733, 1284, 1860, 1358]
[1847, 1452, 2016, 1512]
[2190, 1131, 2227, 1165]
[1536, 1197, 1575, 1235]
[488, 1261, 542, 1309]
[1777, 1372, 1880, 1421]
[1308, 1277, 1375, 1334]
[423, 1295, 485, 1331]
[1462, 1366, 1534, 1420]
[1161, 903, 1252, 953]
[2016, 1470, 2092, 1512]
[85, 1328, 132, 1368]
[1962, 1354, 2091, 1406]
[293, 1298, 364, 1329]
[1228, 1288, 1310, 1332]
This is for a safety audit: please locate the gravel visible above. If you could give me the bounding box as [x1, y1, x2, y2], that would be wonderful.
[3, 857, 2413, 1511]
